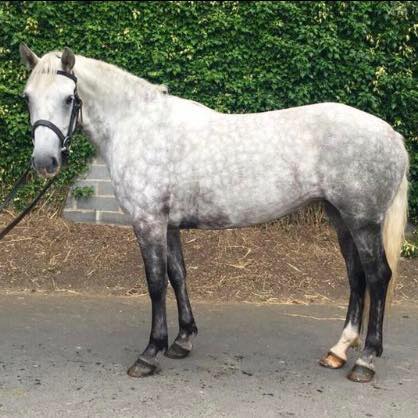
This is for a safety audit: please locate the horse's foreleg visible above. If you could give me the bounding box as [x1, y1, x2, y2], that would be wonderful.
[320, 208, 365, 369]
[165, 228, 198, 359]
[347, 223, 391, 383]
[128, 223, 168, 378]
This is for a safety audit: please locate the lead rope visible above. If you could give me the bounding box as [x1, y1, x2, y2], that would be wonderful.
[0, 172, 57, 240]
[0, 164, 31, 212]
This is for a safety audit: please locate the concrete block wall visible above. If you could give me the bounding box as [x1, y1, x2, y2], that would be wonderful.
[64, 157, 131, 226]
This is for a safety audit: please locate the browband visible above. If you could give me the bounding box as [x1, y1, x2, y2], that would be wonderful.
[56, 70, 78, 83]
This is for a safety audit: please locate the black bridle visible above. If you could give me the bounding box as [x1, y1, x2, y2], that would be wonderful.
[31, 70, 82, 161]
[0, 70, 82, 240]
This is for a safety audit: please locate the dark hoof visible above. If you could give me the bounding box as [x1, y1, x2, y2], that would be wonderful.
[319, 351, 346, 369]
[165, 341, 191, 359]
[127, 357, 160, 378]
[347, 364, 375, 383]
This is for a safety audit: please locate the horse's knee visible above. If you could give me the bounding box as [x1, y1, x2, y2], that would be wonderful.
[147, 279, 167, 301]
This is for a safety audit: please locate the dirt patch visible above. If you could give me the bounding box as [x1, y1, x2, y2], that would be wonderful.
[1, 213, 417, 304]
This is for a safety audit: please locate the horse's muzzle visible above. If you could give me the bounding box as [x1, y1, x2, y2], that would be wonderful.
[32, 155, 60, 177]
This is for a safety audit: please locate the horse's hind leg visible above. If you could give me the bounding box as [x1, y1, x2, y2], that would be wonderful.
[346, 222, 391, 383]
[319, 203, 366, 369]
[165, 228, 198, 359]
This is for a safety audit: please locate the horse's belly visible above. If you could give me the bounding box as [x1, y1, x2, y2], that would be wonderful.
[221, 187, 320, 228]
[170, 176, 321, 229]
[227, 192, 319, 227]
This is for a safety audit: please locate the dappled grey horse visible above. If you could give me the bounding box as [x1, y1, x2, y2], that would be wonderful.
[19, 45, 408, 383]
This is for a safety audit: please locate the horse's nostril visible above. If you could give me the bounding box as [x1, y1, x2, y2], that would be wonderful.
[45, 157, 59, 174]
[51, 157, 58, 169]
[32, 156, 59, 176]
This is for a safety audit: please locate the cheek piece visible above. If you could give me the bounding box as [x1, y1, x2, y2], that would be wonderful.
[30, 70, 82, 164]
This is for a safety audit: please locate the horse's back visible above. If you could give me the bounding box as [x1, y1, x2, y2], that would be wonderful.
[166, 101, 407, 229]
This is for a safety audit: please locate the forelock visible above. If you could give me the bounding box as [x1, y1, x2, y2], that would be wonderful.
[27, 51, 62, 87]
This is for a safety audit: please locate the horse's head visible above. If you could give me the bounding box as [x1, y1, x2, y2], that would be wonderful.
[20, 44, 79, 177]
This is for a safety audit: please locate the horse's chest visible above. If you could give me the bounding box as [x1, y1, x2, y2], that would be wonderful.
[109, 154, 170, 219]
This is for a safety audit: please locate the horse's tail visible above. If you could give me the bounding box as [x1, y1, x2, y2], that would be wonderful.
[382, 134, 409, 309]
[383, 167, 408, 305]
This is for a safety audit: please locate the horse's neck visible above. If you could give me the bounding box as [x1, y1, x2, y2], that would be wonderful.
[76, 68, 117, 158]
[74, 58, 163, 164]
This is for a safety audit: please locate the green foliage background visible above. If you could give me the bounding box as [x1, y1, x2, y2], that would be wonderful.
[1, 2, 417, 218]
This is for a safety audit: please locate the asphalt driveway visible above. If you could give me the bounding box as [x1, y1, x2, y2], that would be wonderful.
[0, 294, 416, 417]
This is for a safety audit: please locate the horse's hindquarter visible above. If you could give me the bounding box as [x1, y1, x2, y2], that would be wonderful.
[168, 102, 407, 229]
[169, 104, 323, 228]
[313, 104, 408, 222]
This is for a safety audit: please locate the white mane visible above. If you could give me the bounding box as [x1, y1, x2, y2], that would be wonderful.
[27, 51, 168, 99]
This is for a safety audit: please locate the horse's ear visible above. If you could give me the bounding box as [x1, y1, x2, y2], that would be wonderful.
[61, 47, 75, 72]
[19, 43, 39, 70]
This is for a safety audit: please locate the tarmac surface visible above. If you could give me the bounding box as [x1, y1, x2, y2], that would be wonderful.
[0, 294, 416, 417]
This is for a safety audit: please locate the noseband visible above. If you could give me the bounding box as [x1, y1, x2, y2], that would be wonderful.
[31, 70, 82, 160]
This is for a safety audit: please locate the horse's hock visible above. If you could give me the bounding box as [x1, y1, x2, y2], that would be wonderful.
[64, 157, 131, 226]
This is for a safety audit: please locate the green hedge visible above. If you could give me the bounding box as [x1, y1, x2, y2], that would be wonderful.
[1, 2, 417, 218]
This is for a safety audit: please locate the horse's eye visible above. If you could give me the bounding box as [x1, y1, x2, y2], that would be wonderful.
[65, 95, 74, 105]
[22, 93, 29, 103]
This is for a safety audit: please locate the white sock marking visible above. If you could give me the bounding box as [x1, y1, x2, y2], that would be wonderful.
[330, 322, 360, 361]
